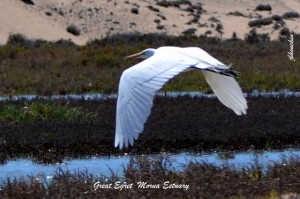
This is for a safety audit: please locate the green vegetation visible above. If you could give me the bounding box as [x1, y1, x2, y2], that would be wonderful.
[0, 33, 299, 96]
[0, 102, 96, 122]
[66, 24, 81, 36]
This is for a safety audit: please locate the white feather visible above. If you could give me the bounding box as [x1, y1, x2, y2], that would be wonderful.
[115, 47, 247, 149]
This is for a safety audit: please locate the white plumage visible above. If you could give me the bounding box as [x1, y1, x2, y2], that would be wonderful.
[115, 47, 247, 149]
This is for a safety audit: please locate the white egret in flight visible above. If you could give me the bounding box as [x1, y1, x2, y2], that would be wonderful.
[115, 46, 247, 149]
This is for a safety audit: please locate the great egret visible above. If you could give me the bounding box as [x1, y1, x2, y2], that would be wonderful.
[115, 46, 247, 149]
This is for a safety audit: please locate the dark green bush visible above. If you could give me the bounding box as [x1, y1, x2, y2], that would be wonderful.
[131, 7, 139, 14]
[228, 11, 245, 17]
[182, 28, 197, 36]
[147, 5, 160, 12]
[156, 0, 191, 8]
[282, 11, 300, 19]
[248, 18, 273, 27]
[6, 33, 27, 46]
[20, 0, 34, 5]
[66, 24, 81, 36]
[245, 28, 270, 44]
[255, 4, 272, 11]
[279, 27, 290, 37]
[271, 15, 283, 21]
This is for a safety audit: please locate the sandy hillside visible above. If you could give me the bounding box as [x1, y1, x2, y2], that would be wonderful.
[0, 0, 299, 45]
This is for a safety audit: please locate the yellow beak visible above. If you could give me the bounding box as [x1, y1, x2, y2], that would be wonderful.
[124, 52, 143, 60]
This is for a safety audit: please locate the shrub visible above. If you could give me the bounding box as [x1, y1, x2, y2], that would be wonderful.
[157, 14, 167, 20]
[157, 0, 179, 7]
[131, 7, 139, 14]
[45, 11, 52, 16]
[205, 30, 212, 35]
[279, 27, 290, 37]
[154, 19, 161, 23]
[20, 0, 34, 5]
[182, 28, 197, 36]
[255, 4, 272, 11]
[282, 11, 300, 19]
[216, 23, 223, 33]
[248, 18, 272, 27]
[156, 25, 164, 30]
[156, 0, 191, 8]
[228, 11, 245, 17]
[245, 28, 270, 44]
[271, 15, 283, 21]
[53, 39, 76, 47]
[6, 33, 27, 46]
[147, 5, 160, 12]
[193, 3, 205, 14]
[209, 16, 220, 23]
[6, 34, 46, 48]
[189, 15, 200, 24]
[66, 24, 81, 36]
[230, 32, 239, 41]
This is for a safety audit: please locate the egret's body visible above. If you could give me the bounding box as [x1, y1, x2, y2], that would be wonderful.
[115, 46, 247, 149]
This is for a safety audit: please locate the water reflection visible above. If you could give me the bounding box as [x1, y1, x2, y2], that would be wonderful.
[1, 148, 300, 185]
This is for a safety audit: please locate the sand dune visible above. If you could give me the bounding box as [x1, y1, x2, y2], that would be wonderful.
[0, 0, 299, 45]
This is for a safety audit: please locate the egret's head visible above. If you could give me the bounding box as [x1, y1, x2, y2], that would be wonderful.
[124, 48, 156, 60]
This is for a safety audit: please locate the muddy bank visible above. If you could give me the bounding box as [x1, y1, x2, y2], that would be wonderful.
[0, 96, 299, 163]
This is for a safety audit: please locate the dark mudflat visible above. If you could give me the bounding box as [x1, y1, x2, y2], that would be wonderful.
[0, 96, 299, 163]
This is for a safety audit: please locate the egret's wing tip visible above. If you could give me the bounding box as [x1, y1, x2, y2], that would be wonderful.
[235, 108, 247, 116]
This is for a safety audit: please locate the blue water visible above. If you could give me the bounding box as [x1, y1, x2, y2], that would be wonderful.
[1, 149, 300, 185]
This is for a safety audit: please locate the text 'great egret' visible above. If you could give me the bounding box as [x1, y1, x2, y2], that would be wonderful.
[115, 46, 247, 149]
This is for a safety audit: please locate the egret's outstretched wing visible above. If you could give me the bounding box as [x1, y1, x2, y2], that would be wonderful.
[202, 70, 247, 115]
[179, 47, 247, 115]
[115, 46, 247, 149]
[115, 51, 198, 149]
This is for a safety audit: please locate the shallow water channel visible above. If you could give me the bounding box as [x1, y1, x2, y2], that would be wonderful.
[1, 149, 300, 185]
[1, 90, 300, 102]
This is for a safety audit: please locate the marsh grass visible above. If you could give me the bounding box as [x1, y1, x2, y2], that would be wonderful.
[0, 101, 96, 122]
[1, 155, 300, 198]
[0, 33, 299, 96]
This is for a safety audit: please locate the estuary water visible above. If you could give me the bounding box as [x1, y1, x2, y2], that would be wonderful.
[0, 90, 300, 102]
[1, 149, 300, 185]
